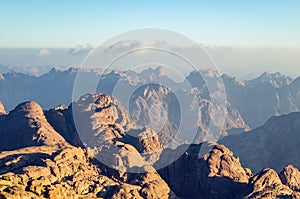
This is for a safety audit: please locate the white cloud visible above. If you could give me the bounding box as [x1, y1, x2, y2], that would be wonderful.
[68, 44, 92, 55]
[38, 48, 50, 56]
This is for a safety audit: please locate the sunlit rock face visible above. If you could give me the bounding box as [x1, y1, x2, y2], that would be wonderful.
[1, 92, 300, 198]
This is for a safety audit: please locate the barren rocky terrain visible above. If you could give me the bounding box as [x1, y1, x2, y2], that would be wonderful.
[0, 93, 300, 198]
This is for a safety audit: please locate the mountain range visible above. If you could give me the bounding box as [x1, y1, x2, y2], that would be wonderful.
[0, 67, 299, 133]
[1, 66, 300, 198]
[1, 92, 300, 198]
[220, 112, 300, 173]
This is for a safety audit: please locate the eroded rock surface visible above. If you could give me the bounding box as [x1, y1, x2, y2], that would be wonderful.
[0, 145, 174, 199]
[279, 165, 300, 191]
[0, 101, 67, 151]
[1, 94, 300, 198]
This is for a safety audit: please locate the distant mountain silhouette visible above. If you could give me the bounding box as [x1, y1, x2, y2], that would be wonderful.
[1, 67, 298, 139]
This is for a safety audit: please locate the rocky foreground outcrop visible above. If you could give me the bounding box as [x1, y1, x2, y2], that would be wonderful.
[0, 94, 174, 199]
[1, 143, 300, 199]
[0, 94, 300, 198]
[0, 145, 174, 199]
[157, 143, 300, 199]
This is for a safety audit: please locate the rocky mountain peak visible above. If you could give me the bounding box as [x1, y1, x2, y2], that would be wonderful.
[154, 65, 165, 76]
[137, 66, 168, 82]
[0, 101, 67, 151]
[49, 67, 78, 75]
[157, 143, 250, 198]
[0, 102, 6, 114]
[204, 144, 249, 183]
[248, 71, 293, 87]
[247, 168, 294, 198]
[279, 165, 300, 191]
[222, 74, 247, 87]
[73, 93, 134, 130]
[49, 67, 62, 74]
[12, 101, 44, 115]
[200, 69, 222, 78]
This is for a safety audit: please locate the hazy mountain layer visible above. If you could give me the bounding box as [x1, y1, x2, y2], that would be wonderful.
[220, 112, 300, 173]
[0, 67, 299, 132]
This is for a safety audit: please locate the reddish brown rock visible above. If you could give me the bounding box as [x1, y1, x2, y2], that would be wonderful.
[0, 101, 67, 151]
[279, 165, 300, 191]
[246, 168, 293, 199]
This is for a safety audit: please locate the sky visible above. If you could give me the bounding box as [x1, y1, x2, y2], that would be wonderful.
[0, 0, 299, 79]
[1, 0, 300, 48]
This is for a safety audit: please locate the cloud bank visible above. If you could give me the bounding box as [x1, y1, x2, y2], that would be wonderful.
[0, 40, 299, 79]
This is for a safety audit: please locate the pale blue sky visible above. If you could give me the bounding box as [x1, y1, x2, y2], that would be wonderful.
[1, 0, 300, 48]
